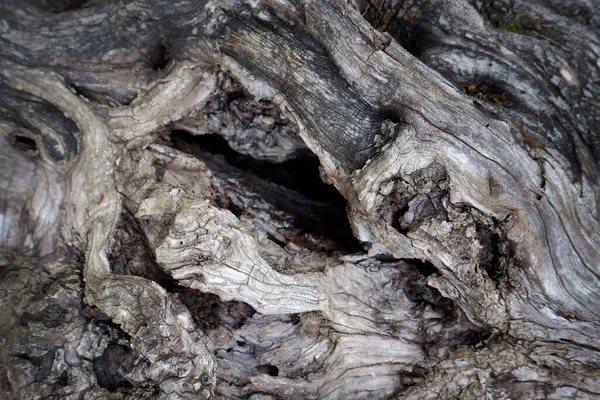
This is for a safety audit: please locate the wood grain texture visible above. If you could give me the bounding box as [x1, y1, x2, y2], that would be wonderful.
[0, 0, 599, 398]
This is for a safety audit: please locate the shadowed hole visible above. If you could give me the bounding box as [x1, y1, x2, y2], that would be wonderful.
[405, 258, 439, 278]
[459, 329, 492, 348]
[463, 82, 513, 107]
[256, 364, 279, 376]
[14, 135, 37, 154]
[181, 132, 329, 201]
[170, 130, 363, 252]
[46, 0, 88, 12]
[475, 223, 506, 282]
[358, 1, 441, 59]
[56, 371, 69, 386]
[150, 43, 170, 71]
[390, 196, 412, 235]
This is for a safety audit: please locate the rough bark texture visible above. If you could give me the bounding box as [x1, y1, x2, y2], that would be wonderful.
[1, 0, 599, 399]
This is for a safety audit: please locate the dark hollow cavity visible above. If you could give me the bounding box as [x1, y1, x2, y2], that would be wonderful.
[170, 130, 362, 252]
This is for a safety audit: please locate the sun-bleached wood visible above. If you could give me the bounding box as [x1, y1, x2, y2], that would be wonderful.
[1, 0, 599, 399]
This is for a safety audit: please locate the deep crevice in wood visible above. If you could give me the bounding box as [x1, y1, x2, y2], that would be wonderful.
[46, 0, 88, 13]
[170, 129, 362, 253]
[149, 43, 170, 71]
[13, 134, 38, 155]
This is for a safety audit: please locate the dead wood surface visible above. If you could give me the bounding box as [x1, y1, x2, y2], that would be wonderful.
[1, 0, 600, 399]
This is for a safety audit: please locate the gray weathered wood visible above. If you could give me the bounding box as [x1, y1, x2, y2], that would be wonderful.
[1, 0, 599, 398]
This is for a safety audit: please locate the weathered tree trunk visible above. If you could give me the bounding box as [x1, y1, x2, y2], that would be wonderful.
[1, 0, 599, 398]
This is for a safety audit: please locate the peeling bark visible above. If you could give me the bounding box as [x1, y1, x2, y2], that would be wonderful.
[1, 0, 599, 399]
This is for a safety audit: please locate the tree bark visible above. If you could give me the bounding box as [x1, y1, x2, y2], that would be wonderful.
[1, 0, 599, 399]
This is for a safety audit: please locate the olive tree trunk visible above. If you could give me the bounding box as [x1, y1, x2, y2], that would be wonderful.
[1, 0, 599, 398]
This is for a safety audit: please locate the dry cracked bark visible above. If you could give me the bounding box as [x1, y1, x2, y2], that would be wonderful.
[1, 0, 599, 398]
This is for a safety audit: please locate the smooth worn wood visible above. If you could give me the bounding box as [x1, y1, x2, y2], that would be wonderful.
[1, 0, 599, 399]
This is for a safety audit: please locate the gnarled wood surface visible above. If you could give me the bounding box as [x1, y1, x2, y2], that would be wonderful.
[1, 0, 599, 399]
